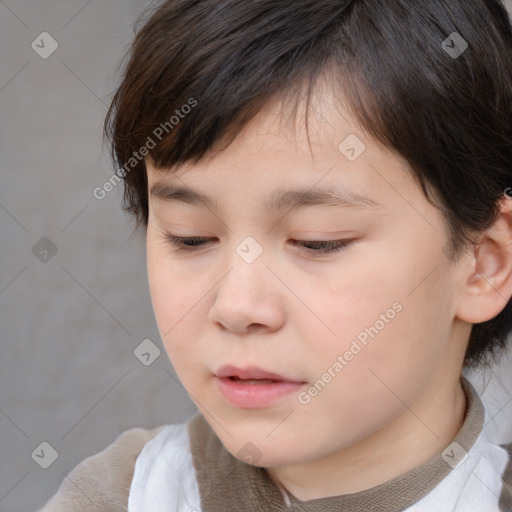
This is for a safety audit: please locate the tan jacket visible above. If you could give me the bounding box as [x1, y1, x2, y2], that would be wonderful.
[36, 425, 166, 511]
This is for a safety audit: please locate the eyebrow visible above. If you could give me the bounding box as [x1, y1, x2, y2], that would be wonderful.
[149, 182, 383, 212]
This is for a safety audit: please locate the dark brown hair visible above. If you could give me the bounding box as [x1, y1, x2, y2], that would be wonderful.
[104, 0, 512, 371]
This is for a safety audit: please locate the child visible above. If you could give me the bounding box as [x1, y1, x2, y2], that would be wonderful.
[39, 0, 512, 510]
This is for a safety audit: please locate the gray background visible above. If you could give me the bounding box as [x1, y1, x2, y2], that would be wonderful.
[1, 1, 512, 511]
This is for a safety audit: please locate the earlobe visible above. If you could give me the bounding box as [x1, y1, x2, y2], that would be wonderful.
[456, 195, 512, 324]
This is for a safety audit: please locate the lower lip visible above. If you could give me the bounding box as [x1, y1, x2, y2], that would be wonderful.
[216, 376, 305, 409]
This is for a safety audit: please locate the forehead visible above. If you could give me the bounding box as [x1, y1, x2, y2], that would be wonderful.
[146, 85, 416, 215]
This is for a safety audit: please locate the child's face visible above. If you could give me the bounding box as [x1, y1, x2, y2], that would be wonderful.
[145, 89, 470, 468]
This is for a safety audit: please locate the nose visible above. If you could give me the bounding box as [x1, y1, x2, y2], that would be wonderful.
[207, 244, 285, 335]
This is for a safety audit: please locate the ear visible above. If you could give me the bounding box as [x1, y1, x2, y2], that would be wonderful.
[455, 194, 512, 324]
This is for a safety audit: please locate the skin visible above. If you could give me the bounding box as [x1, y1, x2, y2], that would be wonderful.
[145, 81, 512, 501]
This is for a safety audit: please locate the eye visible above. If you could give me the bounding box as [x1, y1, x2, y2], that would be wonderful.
[164, 235, 213, 249]
[162, 233, 355, 255]
[290, 239, 355, 254]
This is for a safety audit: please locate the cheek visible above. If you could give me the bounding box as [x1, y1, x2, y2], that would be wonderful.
[148, 270, 209, 390]
[302, 255, 404, 348]
[303, 247, 449, 384]
[146, 243, 205, 353]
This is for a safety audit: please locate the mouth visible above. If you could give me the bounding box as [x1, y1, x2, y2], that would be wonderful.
[215, 364, 305, 384]
[227, 377, 278, 384]
[215, 367, 306, 409]
[216, 375, 303, 409]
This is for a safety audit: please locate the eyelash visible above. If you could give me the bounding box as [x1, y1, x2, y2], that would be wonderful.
[162, 234, 355, 255]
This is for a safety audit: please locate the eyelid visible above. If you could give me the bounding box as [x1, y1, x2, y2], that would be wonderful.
[159, 230, 356, 256]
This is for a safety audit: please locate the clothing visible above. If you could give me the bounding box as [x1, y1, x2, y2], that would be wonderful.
[35, 425, 167, 512]
[37, 377, 512, 512]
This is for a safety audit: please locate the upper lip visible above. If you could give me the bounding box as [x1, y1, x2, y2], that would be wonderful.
[215, 364, 305, 383]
